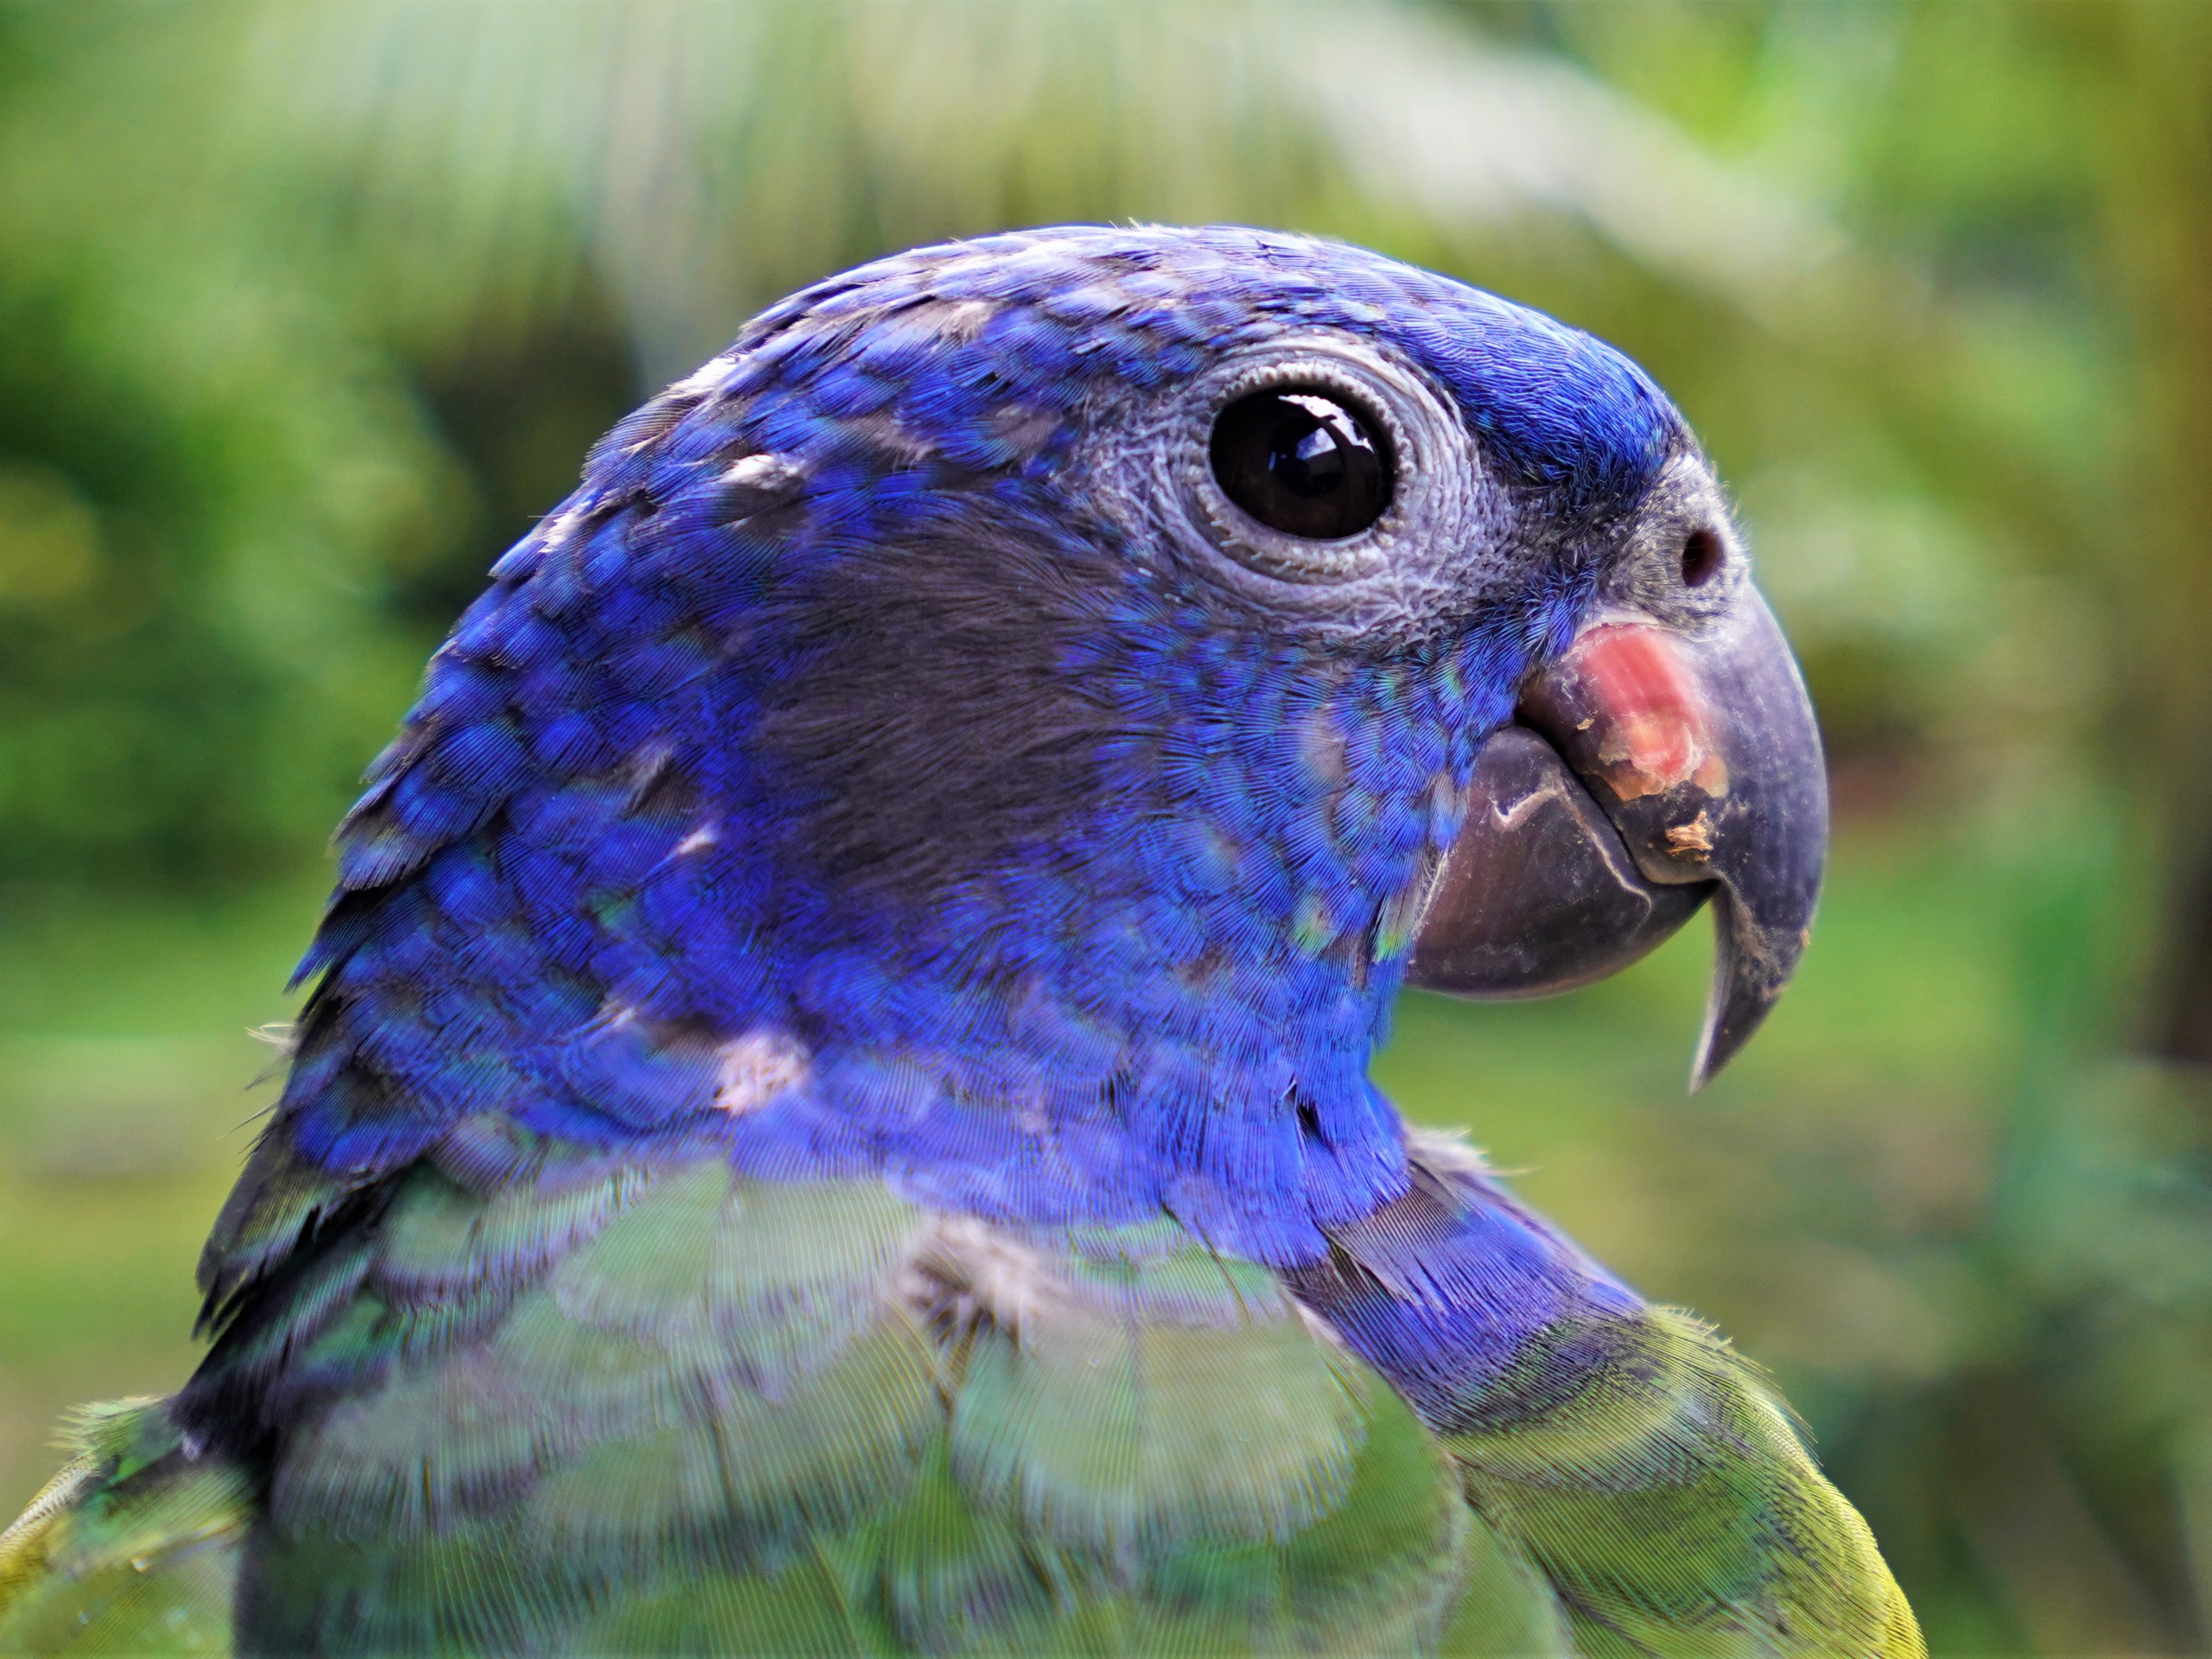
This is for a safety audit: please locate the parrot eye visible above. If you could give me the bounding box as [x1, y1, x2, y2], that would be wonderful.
[1209, 389, 1394, 540]
[1166, 337, 1458, 591]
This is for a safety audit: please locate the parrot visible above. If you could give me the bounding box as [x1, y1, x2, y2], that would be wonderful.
[0, 225, 1919, 1657]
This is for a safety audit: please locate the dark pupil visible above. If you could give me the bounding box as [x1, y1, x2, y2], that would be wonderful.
[1210, 390, 1392, 540]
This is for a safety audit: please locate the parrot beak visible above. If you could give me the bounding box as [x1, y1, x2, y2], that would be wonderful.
[1407, 585, 1827, 1089]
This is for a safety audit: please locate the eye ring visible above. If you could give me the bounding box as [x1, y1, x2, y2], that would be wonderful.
[1209, 386, 1395, 541]
[1177, 342, 1451, 588]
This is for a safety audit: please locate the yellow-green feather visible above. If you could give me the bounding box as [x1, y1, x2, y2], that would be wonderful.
[1440, 1306, 1923, 1659]
[0, 1399, 248, 1656]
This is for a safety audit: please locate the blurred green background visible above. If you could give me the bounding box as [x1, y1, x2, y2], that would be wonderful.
[3, 2, 2211, 1650]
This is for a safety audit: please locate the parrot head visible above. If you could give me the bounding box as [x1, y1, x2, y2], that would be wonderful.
[296, 226, 1822, 1263]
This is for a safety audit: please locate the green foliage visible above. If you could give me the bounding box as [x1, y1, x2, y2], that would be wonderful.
[3, 2, 2210, 1652]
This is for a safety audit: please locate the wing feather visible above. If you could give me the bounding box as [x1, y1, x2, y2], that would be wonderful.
[0, 1398, 247, 1656]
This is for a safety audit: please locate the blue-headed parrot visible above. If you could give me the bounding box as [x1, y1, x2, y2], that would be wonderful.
[0, 226, 1916, 1656]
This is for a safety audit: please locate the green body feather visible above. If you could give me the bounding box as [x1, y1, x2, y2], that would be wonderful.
[1, 1141, 1919, 1656]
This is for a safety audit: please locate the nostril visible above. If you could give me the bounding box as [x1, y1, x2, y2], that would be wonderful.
[1680, 527, 1724, 588]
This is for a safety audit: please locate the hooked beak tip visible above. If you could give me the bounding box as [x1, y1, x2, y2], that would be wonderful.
[1688, 893, 1813, 1091]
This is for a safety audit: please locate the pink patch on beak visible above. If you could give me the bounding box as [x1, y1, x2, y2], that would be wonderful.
[1553, 626, 1730, 802]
